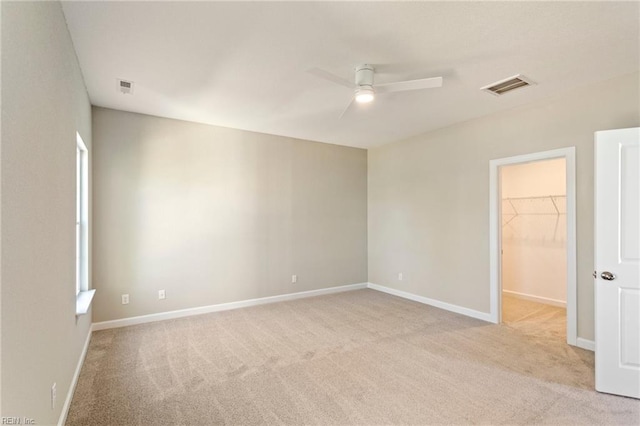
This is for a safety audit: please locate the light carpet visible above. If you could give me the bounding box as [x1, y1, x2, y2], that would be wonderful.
[66, 289, 639, 425]
[502, 293, 567, 340]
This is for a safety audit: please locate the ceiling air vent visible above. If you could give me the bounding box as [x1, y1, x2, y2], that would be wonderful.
[481, 74, 535, 96]
[117, 79, 134, 94]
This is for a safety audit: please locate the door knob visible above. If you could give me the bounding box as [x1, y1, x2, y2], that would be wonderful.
[601, 271, 616, 281]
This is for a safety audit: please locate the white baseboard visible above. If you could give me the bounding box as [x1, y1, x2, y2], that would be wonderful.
[58, 324, 93, 426]
[502, 289, 566, 308]
[576, 337, 595, 352]
[93, 283, 368, 331]
[367, 283, 493, 323]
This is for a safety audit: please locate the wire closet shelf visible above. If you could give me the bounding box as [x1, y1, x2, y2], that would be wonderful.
[501, 195, 566, 243]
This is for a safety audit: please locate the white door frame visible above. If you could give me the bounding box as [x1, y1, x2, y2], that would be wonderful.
[489, 147, 577, 346]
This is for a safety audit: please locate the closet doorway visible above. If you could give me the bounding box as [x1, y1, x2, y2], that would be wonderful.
[501, 158, 567, 339]
[489, 148, 577, 346]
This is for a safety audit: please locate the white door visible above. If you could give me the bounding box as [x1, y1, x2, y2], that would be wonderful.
[595, 127, 640, 399]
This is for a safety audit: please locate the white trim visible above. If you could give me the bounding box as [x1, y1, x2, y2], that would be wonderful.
[75, 289, 96, 316]
[58, 325, 93, 426]
[502, 289, 566, 308]
[93, 283, 368, 331]
[367, 283, 493, 322]
[489, 147, 578, 346]
[565, 149, 577, 346]
[576, 337, 595, 352]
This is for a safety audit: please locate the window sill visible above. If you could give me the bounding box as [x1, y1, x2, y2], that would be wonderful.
[76, 289, 96, 316]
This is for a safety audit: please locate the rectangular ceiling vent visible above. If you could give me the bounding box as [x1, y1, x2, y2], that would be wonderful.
[481, 74, 535, 96]
[117, 79, 134, 95]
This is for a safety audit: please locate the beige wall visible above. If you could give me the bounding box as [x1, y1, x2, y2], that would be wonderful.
[501, 159, 567, 304]
[91, 107, 368, 322]
[368, 72, 639, 341]
[1, 1, 93, 423]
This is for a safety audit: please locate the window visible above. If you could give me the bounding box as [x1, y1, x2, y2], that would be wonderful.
[76, 134, 88, 294]
[76, 133, 94, 314]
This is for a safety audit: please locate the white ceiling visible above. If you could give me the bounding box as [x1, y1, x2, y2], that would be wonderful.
[61, 1, 639, 149]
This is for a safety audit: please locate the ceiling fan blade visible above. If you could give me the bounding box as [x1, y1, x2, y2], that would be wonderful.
[339, 97, 356, 119]
[376, 76, 443, 94]
[308, 68, 353, 89]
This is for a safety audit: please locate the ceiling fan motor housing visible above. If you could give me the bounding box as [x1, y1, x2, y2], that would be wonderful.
[355, 64, 375, 88]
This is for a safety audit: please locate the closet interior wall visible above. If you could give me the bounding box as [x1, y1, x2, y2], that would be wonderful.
[501, 159, 567, 306]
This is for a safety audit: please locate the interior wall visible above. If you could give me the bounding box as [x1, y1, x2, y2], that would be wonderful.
[368, 72, 640, 341]
[1, 1, 93, 423]
[501, 159, 567, 305]
[91, 107, 368, 323]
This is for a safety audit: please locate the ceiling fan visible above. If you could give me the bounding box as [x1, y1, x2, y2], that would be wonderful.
[309, 64, 443, 118]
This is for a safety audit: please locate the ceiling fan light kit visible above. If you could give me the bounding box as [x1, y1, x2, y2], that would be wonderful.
[355, 87, 375, 103]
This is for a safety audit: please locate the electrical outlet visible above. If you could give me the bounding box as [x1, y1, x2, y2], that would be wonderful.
[292, 275, 297, 283]
[51, 382, 57, 409]
[122, 294, 129, 305]
[158, 289, 166, 300]
[398, 272, 403, 281]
